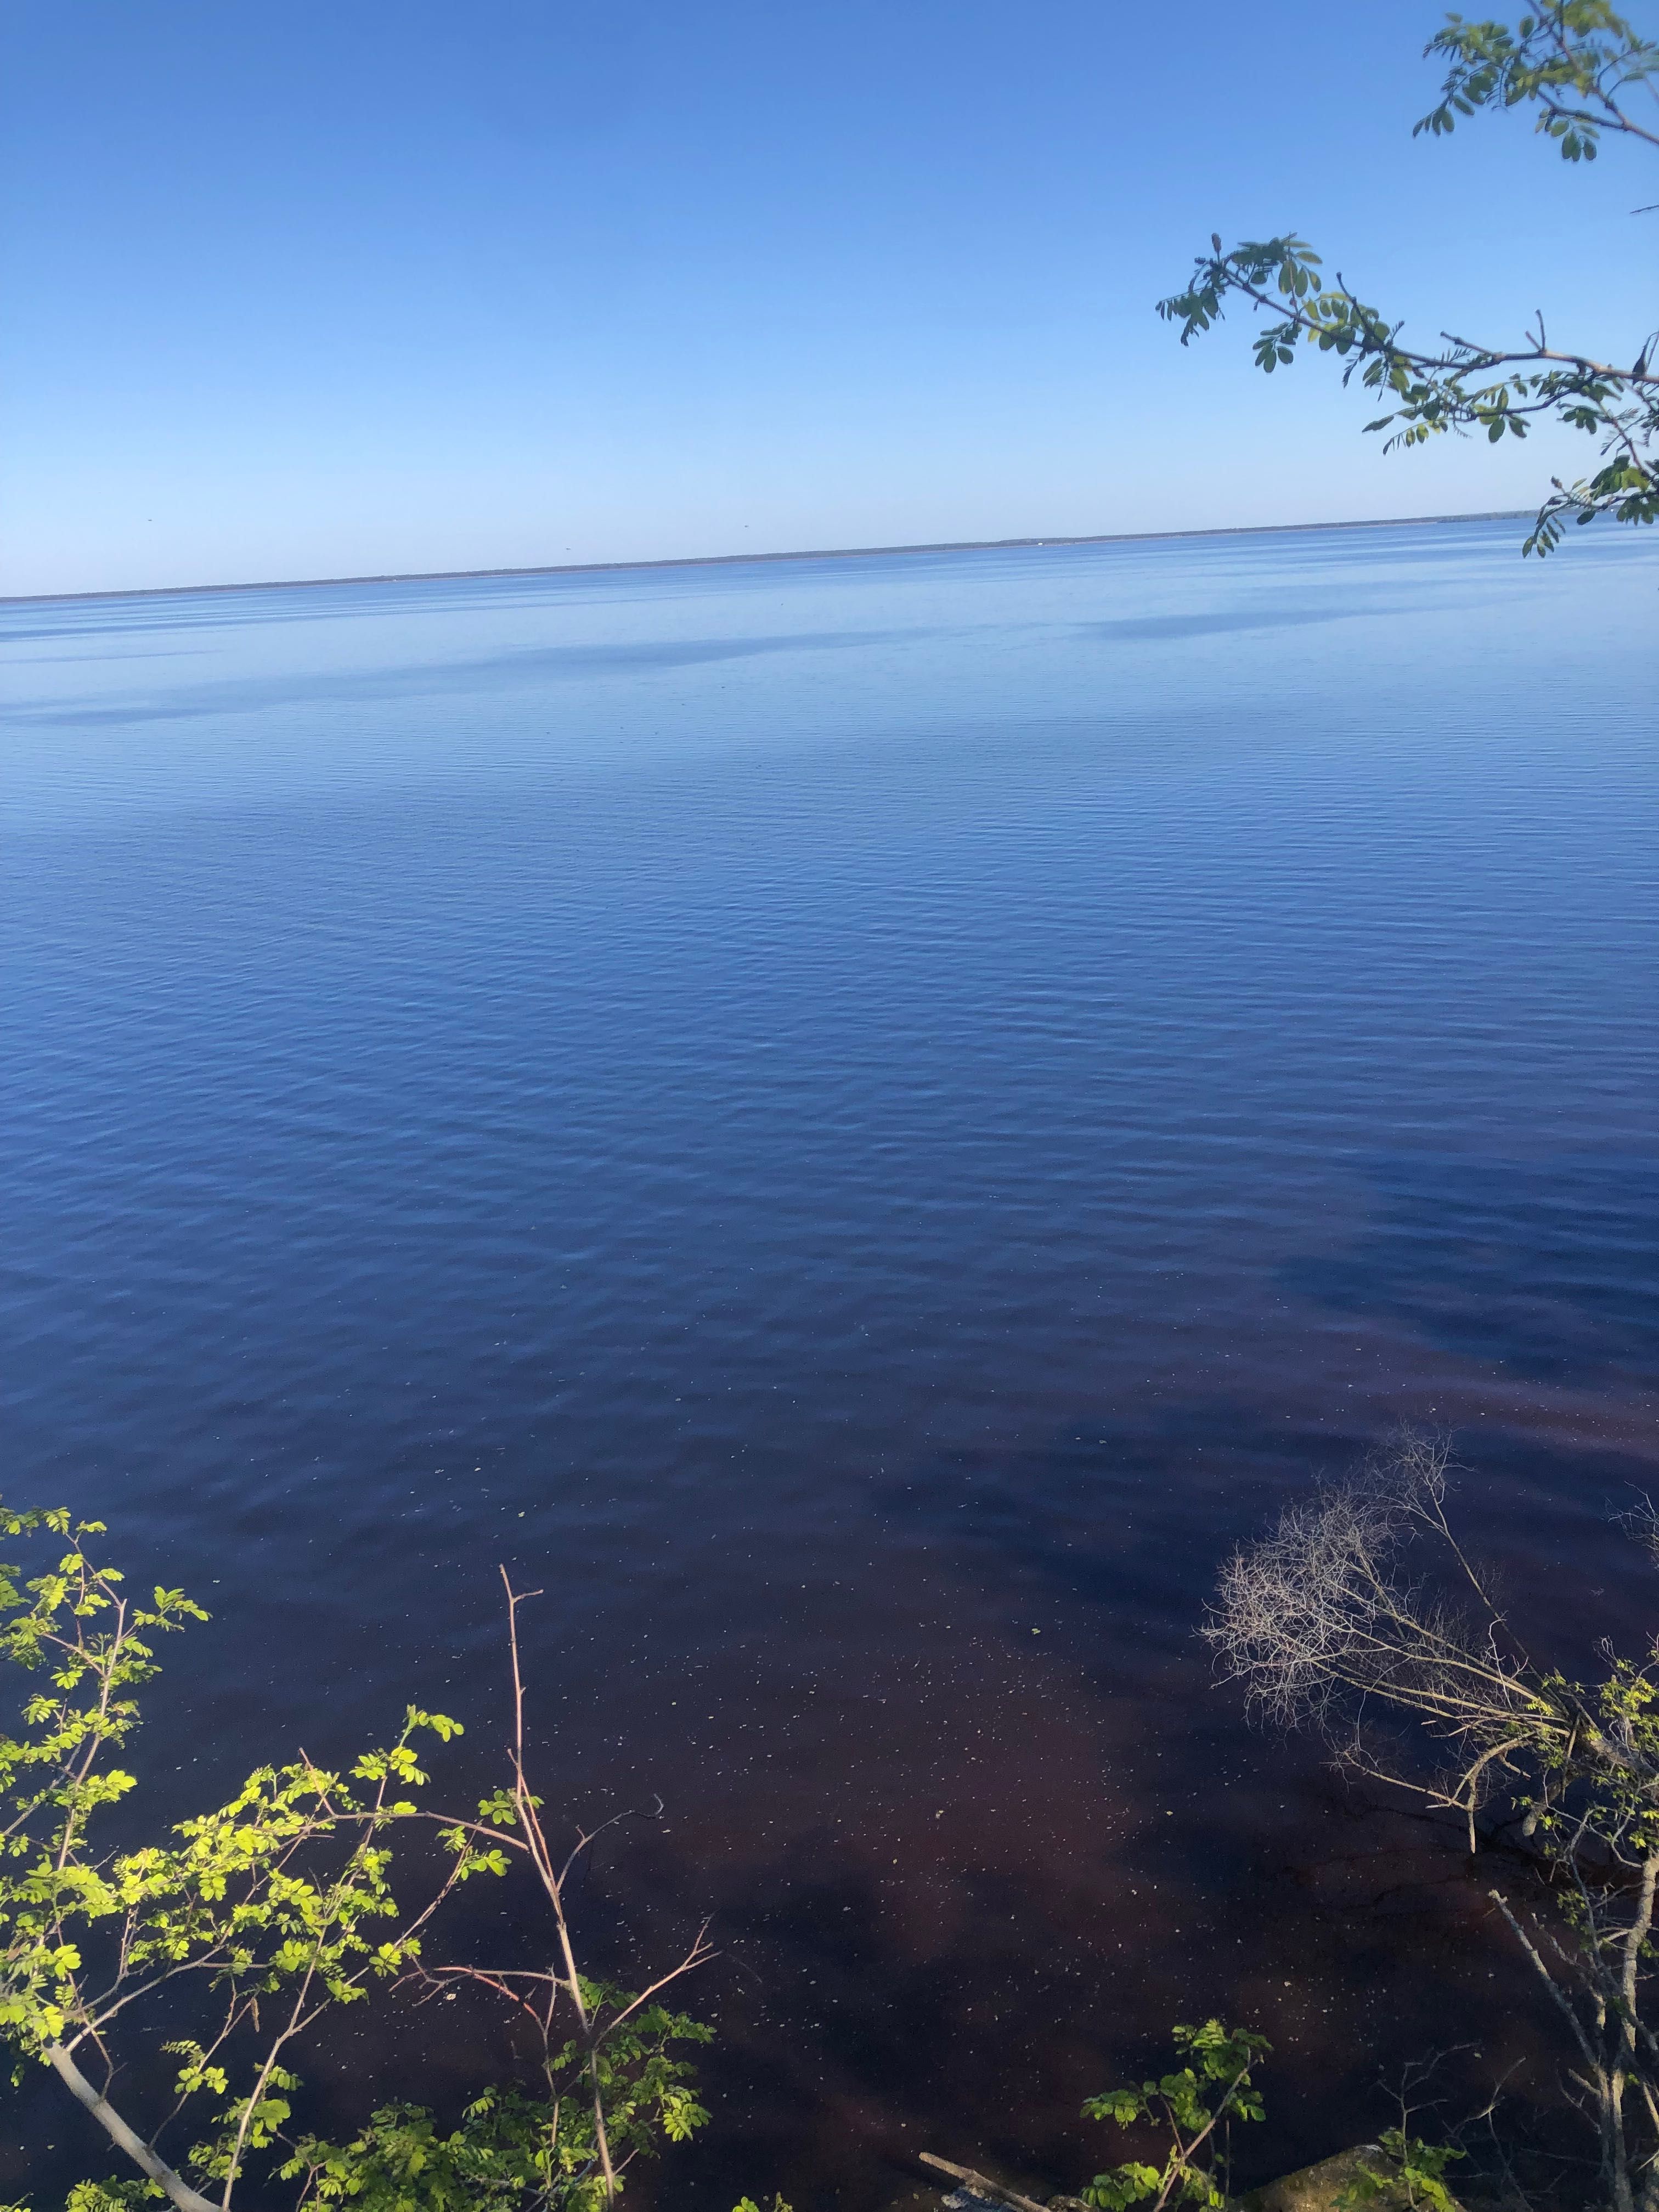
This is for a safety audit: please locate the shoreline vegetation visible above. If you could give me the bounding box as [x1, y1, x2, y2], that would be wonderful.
[8, 1432, 1659, 2212]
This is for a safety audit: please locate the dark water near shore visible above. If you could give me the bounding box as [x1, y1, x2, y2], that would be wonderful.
[4, 520, 1657, 2204]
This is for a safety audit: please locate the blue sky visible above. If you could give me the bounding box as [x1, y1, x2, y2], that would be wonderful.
[3, 0, 1652, 594]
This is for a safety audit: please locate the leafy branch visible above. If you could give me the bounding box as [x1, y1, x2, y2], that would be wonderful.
[1080, 2020, 1269, 2211]
[1416, 3, 1659, 161]
[1338, 2129, 1467, 2212]
[0, 1506, 721, 2212]
[1157, 4, 1659, 552]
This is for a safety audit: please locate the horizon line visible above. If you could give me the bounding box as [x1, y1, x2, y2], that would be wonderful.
[3, 506, 1532, 608]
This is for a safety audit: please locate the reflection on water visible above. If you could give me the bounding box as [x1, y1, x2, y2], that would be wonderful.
[3, 521, 1657, 2206]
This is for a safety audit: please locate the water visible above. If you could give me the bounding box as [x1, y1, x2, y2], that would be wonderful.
[3, 520, 1657, 2205]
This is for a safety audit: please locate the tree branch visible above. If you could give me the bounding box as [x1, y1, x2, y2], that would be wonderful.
[47, 2041, 220, 2212]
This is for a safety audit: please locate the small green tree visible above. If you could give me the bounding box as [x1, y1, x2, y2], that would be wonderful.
[1079, 2020, 1269, 2210]
[1158, 4, 1658, 553]
[0, 1504, 714, 2212]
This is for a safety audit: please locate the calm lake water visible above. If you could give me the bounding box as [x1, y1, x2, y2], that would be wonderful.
[4, 519, 1658, 2205]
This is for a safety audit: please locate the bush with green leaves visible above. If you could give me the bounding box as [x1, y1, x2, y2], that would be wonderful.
[1079, 2020, 1269, 2211]
[0, 1502, 721, 2212]
[1158, 4, 1657, 555]
[1338, 2129, 1467, 2212]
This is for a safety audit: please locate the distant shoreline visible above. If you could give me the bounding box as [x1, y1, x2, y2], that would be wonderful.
[4, 507, 1531, 608]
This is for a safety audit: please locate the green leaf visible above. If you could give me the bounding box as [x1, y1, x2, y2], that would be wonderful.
[1084, 2164, 1164, 2210]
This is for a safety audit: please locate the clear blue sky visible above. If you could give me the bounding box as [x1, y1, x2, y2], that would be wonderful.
[2, 1, 1652, 594]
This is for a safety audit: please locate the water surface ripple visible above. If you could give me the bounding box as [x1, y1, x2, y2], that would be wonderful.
[4, 521, 1657, 2204]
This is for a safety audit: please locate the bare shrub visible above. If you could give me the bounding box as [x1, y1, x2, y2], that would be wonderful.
[1207, 1429, 1659, 2212]
[1206, 1429, 1563, 1843]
